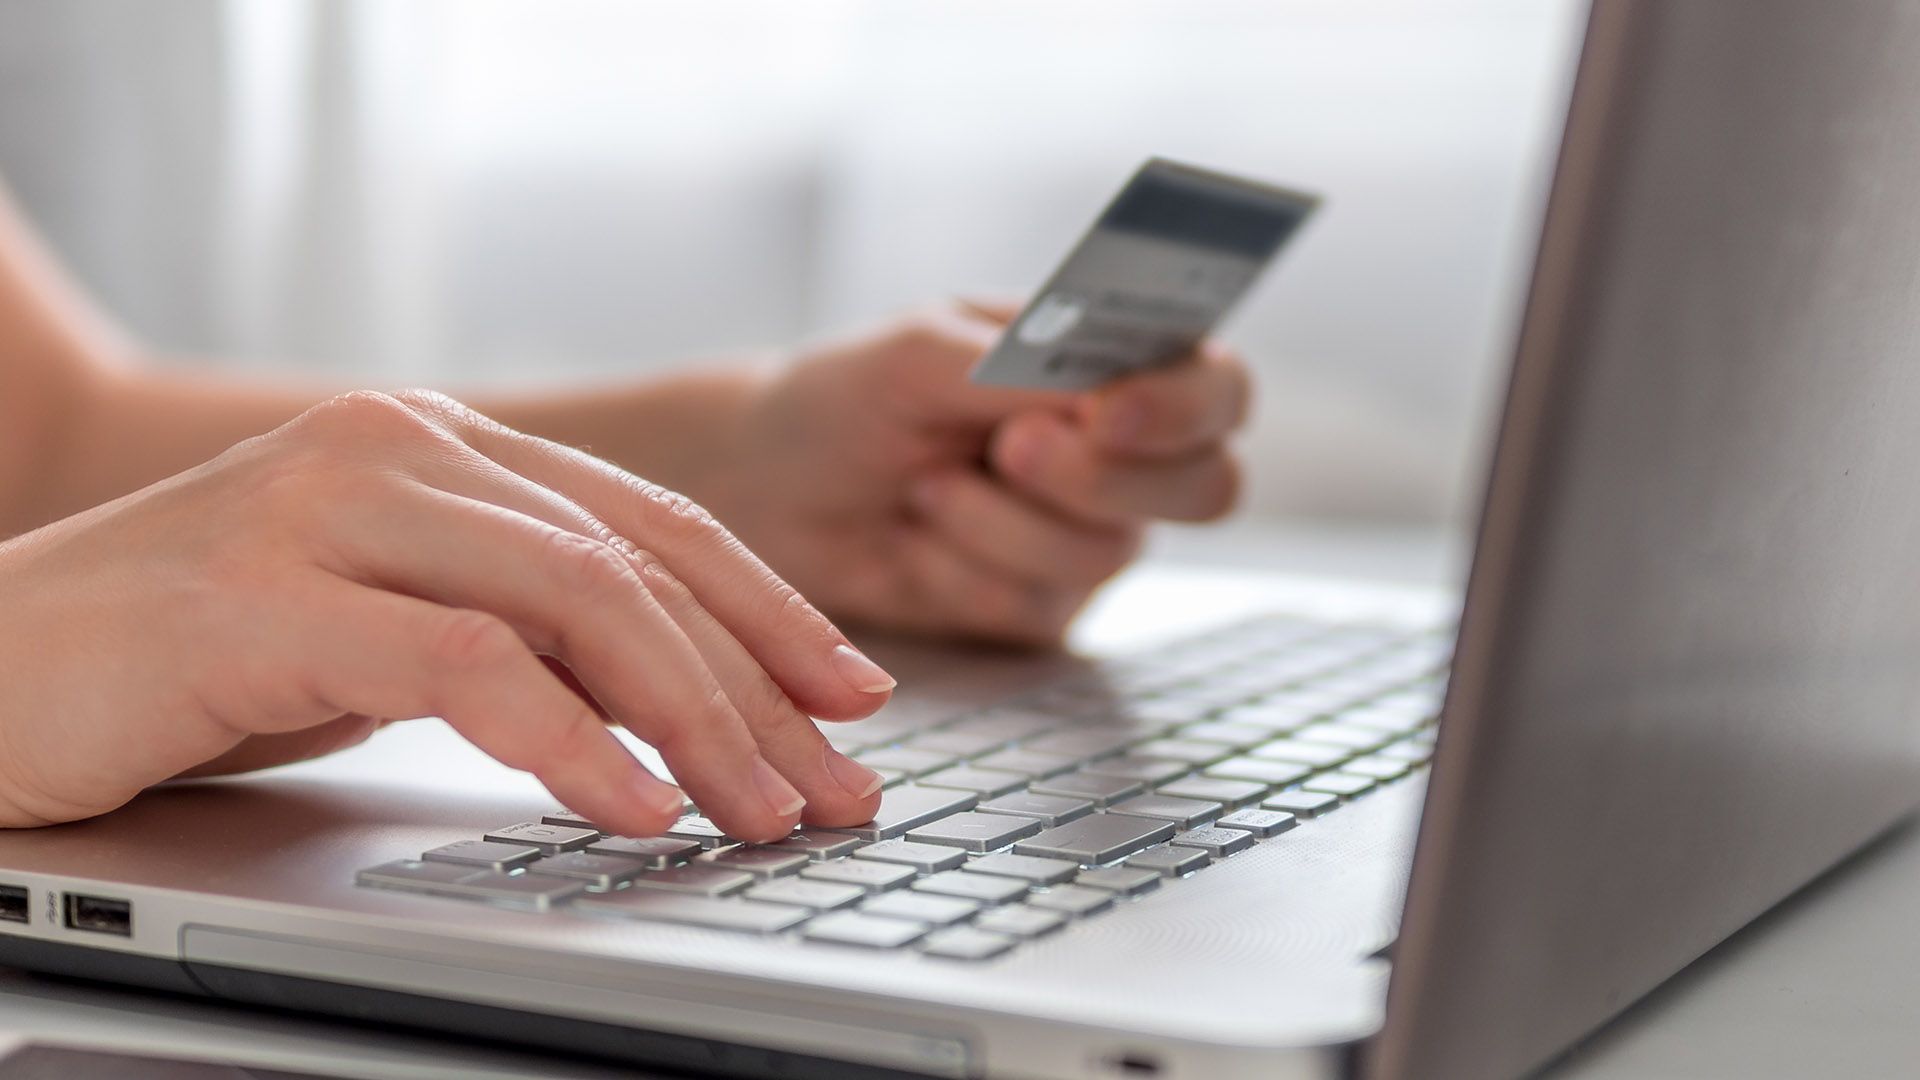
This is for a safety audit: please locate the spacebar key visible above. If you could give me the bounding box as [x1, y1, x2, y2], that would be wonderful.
[1013, 814, 1177, 865]
[823, 784, 979, 842]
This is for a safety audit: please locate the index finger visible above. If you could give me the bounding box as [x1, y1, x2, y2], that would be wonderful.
[1075, 338, 1252, 457]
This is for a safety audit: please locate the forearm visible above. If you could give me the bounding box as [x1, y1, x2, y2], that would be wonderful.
[8, 356, 771, 538]
[472, 361, 771, 507]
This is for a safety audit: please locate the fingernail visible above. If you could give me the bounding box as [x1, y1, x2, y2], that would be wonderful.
[830, 644, 897, 694]
[639, 779, 686, 820]
[1103, 397, 1149, 447]
[750, 756, 807, 818]
[824, 746, 885, 798]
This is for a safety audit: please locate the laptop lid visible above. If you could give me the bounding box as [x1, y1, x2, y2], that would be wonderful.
[1376, 3, 1920, 1077]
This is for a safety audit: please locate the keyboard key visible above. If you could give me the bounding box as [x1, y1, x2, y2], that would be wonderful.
[1027, 884, 1113, 917]
[664, 816, 734, 849]
[917, 766, 1028, 798]
[945, 710, 1061, 742]
[483, 822, 598, 853]
[1014, 814, 1176, 865]
[1028, 772, 1145, 807]
[975, 792, 1095, 826]
[624, 865, 754, 897]
[804, 912, 929, 948]
[904, 729, 1011, 757]
[1173, 722, 1274, 750]
[920, 927, 1017, 960]
[1250, 741, 1352, 768]
[1110, 697, 1217, 725]
[1219, 699, 1324, 731]
[1125, 844, 1210, 877]
[964, 852, 1080, 885]
[585, 836, 702, 868]
[1335, 705, 1427, 734]
[531, 852, 651, 887]
[1293, 723, 1388, 750]
[1106, 795, 1223, 829]
[853, 839, 967, 873]
[421, 840, 541, 872]
[905, 812, 1042, 853]
[1302, 773, 1377, 798]
[868, 767, 910, 789]
[1155, 777, 1268, 809]
[1341, 755, 1413, 780]
[695, 848, 811, 879]
[539, 809, 602, 830]
[575, 892, 809, 933]
[823, 785, 979, 842]
[1024, 727, 1141, 759]
[1077, 756, 1190, 784]
[744, 878, 866, 910]
[855, 746, 960, 777]
[913, 870, 1029, 905]
[801, 859, 917, 892]
[861, 892, 980, 926]
[972, 748, 1079, 779]
[1375, 740, 1432, 764]
[1204, 757, 1313, 787]
[973, 904, 1067, 939]
[357, 859, 485, 895]
[1073, 867, 1161, 897]
[1130, 739, 1235, 766]
[754, 829, 862, 862]
[1217, 808, 1298, 837]
[1169, 826, 1255, 858]
[441, 872, 587, 910]
[1262, 789, 1341, 817]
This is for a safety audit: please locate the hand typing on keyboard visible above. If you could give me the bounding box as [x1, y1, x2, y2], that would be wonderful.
[0, 391, 891, 838]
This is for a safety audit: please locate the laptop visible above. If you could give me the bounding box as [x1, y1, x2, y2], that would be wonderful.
[4, 2, 1919, 1077]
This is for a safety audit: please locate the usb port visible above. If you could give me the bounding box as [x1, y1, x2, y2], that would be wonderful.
[0, 885, 27, 924]
[64, 893, 131, 937]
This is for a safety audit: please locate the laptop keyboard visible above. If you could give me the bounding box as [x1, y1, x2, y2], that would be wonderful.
[356, 614, 1450, 961]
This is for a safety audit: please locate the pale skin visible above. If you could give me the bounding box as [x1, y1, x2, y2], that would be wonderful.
[0, 182, 1251, 839]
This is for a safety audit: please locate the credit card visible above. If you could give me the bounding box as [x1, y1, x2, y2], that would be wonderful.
[969, 158, 1318, 391]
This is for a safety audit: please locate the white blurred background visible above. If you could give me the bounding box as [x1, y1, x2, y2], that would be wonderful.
[0, 0, 1582, 532]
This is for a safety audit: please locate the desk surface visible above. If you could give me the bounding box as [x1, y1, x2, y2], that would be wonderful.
[0, 521, 1912, 1078]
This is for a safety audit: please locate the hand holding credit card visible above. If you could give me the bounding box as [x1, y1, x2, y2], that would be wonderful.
[970, 158, 1318, 391]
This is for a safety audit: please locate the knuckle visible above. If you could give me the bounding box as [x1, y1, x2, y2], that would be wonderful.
[427, 610, 520, 671]
[543, 529, 641, 595]
[303, 390, 422, 436]
[632, 481, 722, 534]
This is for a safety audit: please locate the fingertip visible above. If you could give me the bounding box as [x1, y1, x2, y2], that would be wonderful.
[828, 644, 896, 694]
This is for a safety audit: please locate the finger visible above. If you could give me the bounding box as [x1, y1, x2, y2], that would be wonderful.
[1076, 338, 1252, 456]
[395, 391, 900, 723]
[908, 467, 1140, 590]
[381, 445, 868, 831]
[294, 577, 686, 839]
[323, 484, 807, 842]
[625, 556, 885, 828]
[990, 410, 1241, 524]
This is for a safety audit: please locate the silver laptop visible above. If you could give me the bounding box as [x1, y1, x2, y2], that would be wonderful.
[4, 3, 1919, 1077]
